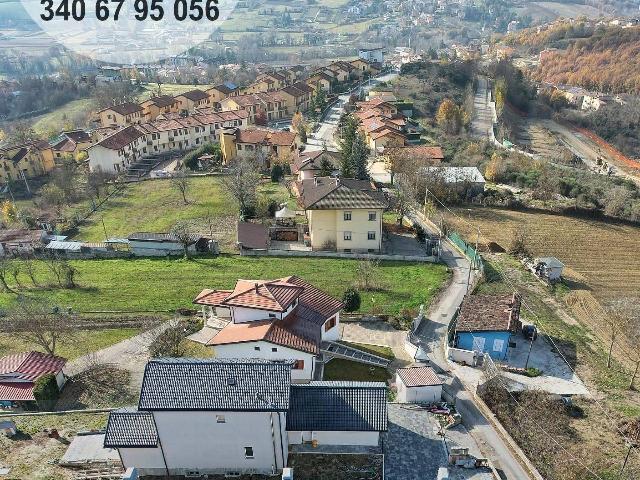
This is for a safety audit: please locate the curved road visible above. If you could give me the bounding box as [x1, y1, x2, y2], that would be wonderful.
[408, 210, 535, 480]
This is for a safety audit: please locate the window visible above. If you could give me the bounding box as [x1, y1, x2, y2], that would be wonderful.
[344, 231, 352, 241]
[244, 447, 254, 459]
[343, 211, 352, 221]
[368, 211, 377, 221]
[272, 347, 278, 352]
[493, 339, 505, 352]
[254, 346, 261, 351]
[368, 231, 376, 240]
[325, 316, 336, 332]
[216, 415, 226, 423]
[268, 313, 276, 318]
[293, 360, 305, 370]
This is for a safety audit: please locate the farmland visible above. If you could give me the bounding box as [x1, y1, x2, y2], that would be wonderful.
[442, 206, 640, 304]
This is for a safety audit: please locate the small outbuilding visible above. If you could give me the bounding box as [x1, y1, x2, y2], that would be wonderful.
[127, 232, 210, 257]
[236, 222, 269, 253]
[395, 366, 443, 403]
[534, 257, 564, 282]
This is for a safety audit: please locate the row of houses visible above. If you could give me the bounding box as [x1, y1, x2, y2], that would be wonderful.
[96, 57, 383, 130]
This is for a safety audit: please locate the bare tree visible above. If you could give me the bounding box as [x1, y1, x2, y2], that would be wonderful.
[44, 256, 78, 289]
[605, 301, 631, 369]
[355, 258, 381, 291]
[87, 167, 116, 201]
[222, 158, 260, 218]
[171, 171, 192, 205]
[0, 257, 14, 293]
[20, 254, 39, 287]
[171, 220, 195, 259]
[6, 297, 74, 356]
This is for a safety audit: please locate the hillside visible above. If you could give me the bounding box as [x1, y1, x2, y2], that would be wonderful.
[506, 22, 640, 93]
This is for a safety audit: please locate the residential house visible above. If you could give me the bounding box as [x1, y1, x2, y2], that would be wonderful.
[97, 102, 144, 128]
[454, 294, 522, 360]
[279, 82, 314, 115]
[0, 351, 66, 407]
[291, 149, 339, 181]
[220, 92, 288, 124]
[358, 47, 384, 64]
[50, 130, 92, 162]
[243, 72, 288, 94]
[296, 177, 387, 252]
[305, 71, 333, 93]
[350, 58, 379, 77]
[193, 276, 343, 381]
[87, 125, 146, 173]
[0, 141, 55, 183]
[220, 127, 298, 164]
[140, 95, 180, 122]
[359, 116, 406, 151]
[381, 145, 443, 170]
[103, 359, 387, 477]
[205, 83, 239, 108]
[175, 89, 210, 114]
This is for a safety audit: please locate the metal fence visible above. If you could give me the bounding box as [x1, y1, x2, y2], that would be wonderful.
[447, 231, 484, 274]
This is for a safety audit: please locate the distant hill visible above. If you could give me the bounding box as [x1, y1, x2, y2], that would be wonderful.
[504, 22, 640, 93]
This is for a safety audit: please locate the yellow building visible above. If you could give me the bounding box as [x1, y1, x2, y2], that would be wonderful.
[140, 95, 180, 122]
[175, 89, 210, 114]
[97, 102, 144, 128]
[205, 84, 239, 108]
[51, 130, 93, 163]
[0, 141, 55, 183]
[220, 127, 298, 165]
[279, 82, 314, 115]
[296, 177, 387, 253]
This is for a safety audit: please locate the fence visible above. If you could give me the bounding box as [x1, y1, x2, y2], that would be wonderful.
[447, 231, 484, 274]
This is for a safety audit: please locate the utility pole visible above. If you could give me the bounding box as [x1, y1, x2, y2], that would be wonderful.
[466, 227, 480, 293]
[101, 216, 108, 240]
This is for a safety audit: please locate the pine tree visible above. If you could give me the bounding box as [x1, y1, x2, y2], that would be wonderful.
[352, 133, 370, 180]
[339, 115, 358, 177]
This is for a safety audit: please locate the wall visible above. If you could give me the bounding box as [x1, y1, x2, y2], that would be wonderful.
[335, 208, 383, 252]
[287, 430, 379, 446]
[320, 313, 340, 342]
[88, 145, 121, 173]
[119, 447, 166, 476]
[129, 240, 195, 257]
[446, 346, 477, 366]
[213, 341, 314, 381]
[152, 410, 287, 475]
[307, 209, 336, 250]
[456, 331, 511, 360]
[395, 376, 442, 403]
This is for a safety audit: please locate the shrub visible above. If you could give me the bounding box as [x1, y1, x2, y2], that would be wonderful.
[33, 373, 60, 411]
[271, 164, 284, 182]
[342, 288, 361, 312]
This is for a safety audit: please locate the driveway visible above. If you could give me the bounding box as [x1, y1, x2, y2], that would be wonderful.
[341, 320, 413, 369]
[384, 404, 493, 480]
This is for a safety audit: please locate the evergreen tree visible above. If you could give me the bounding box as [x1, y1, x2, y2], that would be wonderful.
[339, 115, 358, 177]
[352, 133, 370, 180]
[319, 156, 334, 176]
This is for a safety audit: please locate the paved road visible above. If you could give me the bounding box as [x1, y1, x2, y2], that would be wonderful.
[407, 210, 535, 480]
[470, 76, 496, 142]
[305, 71, 399, 152]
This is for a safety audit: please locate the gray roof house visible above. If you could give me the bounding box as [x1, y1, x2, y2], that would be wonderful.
[104, 358, 387, 478]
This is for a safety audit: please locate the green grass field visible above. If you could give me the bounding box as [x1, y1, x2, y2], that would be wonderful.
[31, 98, 95, 137]
[73, 177, 291, 247]
[0, 328, 141, 360]
[0, 256, 449, 316]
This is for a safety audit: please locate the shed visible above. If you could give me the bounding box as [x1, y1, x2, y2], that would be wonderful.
[127, 232, 209, 257]
[535, 257, 564, 282]
[237, 222, 269, 252]
[44, 240, 83, 254]
[395, 366, 443, 403]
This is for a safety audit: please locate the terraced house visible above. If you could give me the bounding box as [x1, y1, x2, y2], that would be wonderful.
[0, 141, 55, 183]
[139, 95, 180, 122]
[219, 127, 298, 164]
[220, 92, 288, 124]
[96, 102, 144, 128]
[174, 89, 210, 114]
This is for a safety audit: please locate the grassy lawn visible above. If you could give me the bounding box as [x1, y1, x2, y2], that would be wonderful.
[0, 328, 142, 360]
[72, 177, 291, 249]
[31, 98, 95, 137]
[323, 359, 391, 382]
[137, 83, 213, 101]
[0, 256, 449, 316]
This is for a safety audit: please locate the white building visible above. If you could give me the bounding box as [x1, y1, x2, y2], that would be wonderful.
[395, 366, 443, 404]
[359, 47, 384, 65]
[104, 359, 387, 477]
[192, 276, 344, 382]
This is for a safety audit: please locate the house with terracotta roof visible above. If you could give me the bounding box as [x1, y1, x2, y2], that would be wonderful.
[103, 358, 387, 477]
[219, 127, 298, 164]
[205, 83, 239, 106]
[291, 149, 339, 181]
[0, 141, 55, 183]
[296, 177, 387, 252]
[96, 102, 144, 128]
[220, 91, 289, 124]
[50, 130, 92, 162]
[305, 71, 333, 93]
[193, 276, 344, 381]
[279, 82, 314, 114]
[87, 125, 146, 173]
[175, 89, 210, 114]
[139, 95, 180, 122]
[243, 72, 288, 94]
[454, 293, 522, 360]
[0, 351, 66, 406]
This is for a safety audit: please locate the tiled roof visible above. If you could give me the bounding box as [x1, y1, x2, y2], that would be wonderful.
[208, 84, 235, 95]
[0, 351, 66, 381]
[236, 128, 296, 147]
[51, 138, 76, 153]
[104, 408, 158, 448]
[396, 366, 442, 387]
[287, 382, 387, 432]
[95, 125, 144, 150]
[63, 130, 91, 143]
[383, 145, 444, 163]
[138, 358, 292, 411]
[224, 279, 304, 312]
[148, 95, 177, 108]
[298, 177, 387, 210]
[105, 102, 143, 116]
[455, 294, 521, 333]
[370, 128, 405, 141]
[0, 382, 38, 401]
[209, 320, 274, 346]
[178, 89, 209, 102]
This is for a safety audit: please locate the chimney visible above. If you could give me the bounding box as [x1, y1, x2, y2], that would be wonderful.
[255, 282, 259, 292]
[314, 177, 318, 186]
[335, 177, 340, 186]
